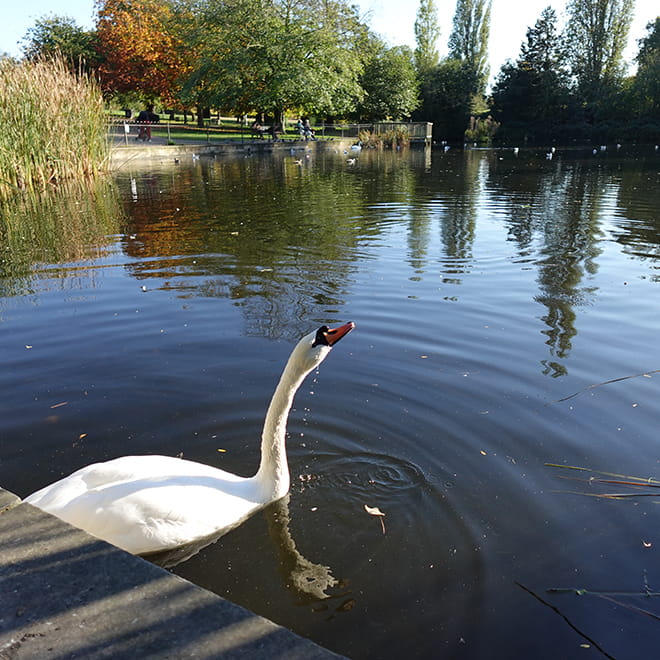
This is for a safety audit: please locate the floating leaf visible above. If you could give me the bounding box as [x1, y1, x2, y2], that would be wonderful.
[337, 598, 356, 612]
[364, 504, 386, 534]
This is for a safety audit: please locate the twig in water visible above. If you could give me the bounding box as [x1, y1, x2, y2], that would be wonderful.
[515, 582, 616, 659]
[549, 587, 660, 623]
[545, 464, 660, 485]
[548, 369, 660, 405]
[546, 464, 660, 499]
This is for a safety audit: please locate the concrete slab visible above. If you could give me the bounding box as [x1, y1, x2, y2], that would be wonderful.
[0, 488, 344, 659]
[0, 488, 20, 513]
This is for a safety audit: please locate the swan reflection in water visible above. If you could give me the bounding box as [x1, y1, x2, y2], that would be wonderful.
[148, 494, 349, 609]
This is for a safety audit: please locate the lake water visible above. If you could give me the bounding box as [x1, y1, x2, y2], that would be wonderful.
[2, 145, 659, 658]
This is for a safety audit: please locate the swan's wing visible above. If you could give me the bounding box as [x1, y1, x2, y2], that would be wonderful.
[25, 455, 242, 507]
[95, 479, 262, 553]
[76, 455, 242, 486]
[25, 455, 262, 554]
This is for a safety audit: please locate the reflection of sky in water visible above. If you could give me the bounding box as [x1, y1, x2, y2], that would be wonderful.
[2, 148, 660, 659]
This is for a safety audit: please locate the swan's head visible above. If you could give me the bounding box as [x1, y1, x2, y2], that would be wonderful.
[291, 322, 355, 374]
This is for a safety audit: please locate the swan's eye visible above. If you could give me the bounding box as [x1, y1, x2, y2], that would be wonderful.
[312, 326, 330, 347]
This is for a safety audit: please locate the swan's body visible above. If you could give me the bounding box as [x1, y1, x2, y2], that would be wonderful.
[25, 322, 354, 555]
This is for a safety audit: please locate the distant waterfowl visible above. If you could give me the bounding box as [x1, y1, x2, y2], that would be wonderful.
[25, 323, 355, 556]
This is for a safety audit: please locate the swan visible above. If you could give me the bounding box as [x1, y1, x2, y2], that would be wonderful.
[25, 322, 354, 556]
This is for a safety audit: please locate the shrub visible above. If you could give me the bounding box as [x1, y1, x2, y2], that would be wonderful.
[464, 115, 499, 144]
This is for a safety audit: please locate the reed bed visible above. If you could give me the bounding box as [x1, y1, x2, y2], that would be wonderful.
[0, 57, 110, 199]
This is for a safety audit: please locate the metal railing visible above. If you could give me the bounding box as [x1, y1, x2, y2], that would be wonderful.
[107, 118, 432, 145]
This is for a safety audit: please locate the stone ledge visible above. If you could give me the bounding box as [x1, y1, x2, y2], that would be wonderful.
[0, 487, 344, 660]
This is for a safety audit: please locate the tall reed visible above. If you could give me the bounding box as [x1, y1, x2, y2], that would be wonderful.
[0, 56, 110, 199]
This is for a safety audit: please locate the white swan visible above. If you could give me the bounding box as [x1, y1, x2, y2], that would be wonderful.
[25, 322, 354, 556]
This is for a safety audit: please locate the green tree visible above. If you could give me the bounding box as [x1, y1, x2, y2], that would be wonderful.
[182, 0, 365, 123]
[21, 15, 100, 72]
[491, 7, 572, 142]
[414, 0, 440, 74]
[564, 0, 635, 100]
[632, 18, 660, 128]
[636, 16, 660, 63]
[415, 58, 479, 141]
[358, 44, 420, 121]
[447, 0, 491, 92]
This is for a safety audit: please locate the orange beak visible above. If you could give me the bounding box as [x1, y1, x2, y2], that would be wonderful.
[324, 322, 355, 346]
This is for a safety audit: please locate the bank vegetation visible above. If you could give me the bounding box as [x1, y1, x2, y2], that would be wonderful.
[0, 57, 109, 199]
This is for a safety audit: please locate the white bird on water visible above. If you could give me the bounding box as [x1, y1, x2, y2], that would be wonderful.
[25, 322, 355, 556]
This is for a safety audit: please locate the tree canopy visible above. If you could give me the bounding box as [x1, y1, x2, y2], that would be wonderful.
[447, 0, 491, 93]
[15, 0, 660, 143]
[414, 0, 440, 74]
[491, 7, 572, 142]
[564, 0, 635, 95]
[632, 18, 660, 122]
[358, 43, 420, 121]
[95, 0, 189, 104]
[180, 0, 366, 122]
[21, 15, 100, 72]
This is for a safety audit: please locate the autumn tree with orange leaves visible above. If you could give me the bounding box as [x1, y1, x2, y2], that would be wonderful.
[95, 0, 189, 104]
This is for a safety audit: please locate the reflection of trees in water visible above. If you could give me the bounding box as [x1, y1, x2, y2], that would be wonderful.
[403, 150, 482, 289]
[610, 159, 660, 276]
[439, 151, 481, 274]
[117, 151, 653, 374]
[488, 158, 605, 376]
[0, 179, 125, 299]
[119, 156, 382, 340]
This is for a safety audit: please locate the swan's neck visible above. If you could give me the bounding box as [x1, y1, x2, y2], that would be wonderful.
[254, 356, 313, 502]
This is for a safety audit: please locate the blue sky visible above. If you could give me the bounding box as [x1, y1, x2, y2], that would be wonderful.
[2, 0, 657, 81]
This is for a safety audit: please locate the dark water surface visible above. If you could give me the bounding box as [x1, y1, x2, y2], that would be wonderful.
[2, 146, 660, 658]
